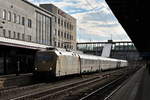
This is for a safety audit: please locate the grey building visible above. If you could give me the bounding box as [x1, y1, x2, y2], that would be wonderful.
[0, 0, 55, 46]
[40, 4, 77, 50]
[0, 0, 77, 50]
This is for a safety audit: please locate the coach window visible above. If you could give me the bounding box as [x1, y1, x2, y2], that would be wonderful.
[8, 11, 11, 21]
[2, 10, 6, 20]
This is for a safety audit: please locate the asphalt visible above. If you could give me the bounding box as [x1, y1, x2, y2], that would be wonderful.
[109, 66, 150, 100]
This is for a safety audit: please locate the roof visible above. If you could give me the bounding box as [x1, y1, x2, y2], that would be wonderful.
[0, 37, 52, 50]
[22, 0, 55, 17]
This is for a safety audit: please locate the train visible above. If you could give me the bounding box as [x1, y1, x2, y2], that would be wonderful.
[34, 48, 128, 78]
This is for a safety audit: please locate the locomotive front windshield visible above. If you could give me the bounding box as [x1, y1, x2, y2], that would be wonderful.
[36, 52, 55, 63]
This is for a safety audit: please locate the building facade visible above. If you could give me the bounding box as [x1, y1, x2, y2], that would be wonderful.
[0, 0, 55, 46]
[40, 4, 77, 50]
[0, 0, 76, 50]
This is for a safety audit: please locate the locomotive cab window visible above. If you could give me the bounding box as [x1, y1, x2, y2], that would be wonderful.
[36, 52, 55, 62]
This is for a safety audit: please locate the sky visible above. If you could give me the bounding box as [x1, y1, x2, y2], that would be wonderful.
[28, 0, 131, 42]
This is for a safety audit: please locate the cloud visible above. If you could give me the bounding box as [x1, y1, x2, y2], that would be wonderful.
[28, 0, 131, 42]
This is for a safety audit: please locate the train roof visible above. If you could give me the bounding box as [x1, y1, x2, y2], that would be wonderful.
[53, 48, 125, 61]
[54, 49, 79, 57]
[41, 48, 127, 62]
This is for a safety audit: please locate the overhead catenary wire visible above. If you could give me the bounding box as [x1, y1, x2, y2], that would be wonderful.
[31, 0, 129, 41]
[84, 0, 128, 41]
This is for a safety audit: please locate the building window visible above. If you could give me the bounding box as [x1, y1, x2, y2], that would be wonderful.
[64, 21, 66, 28]
[61, 20, 63, 26]
[58, 30, 60, 37]
[3, 29, 6, 37]
[67, 23, 69, 29]
[54, 29, 56, 36]
[61, 32, 63, 37]
[27, 35, 32, 41]
[58, 18, 60, 25]
[70, 35, 71, 40]
[55, 17, 57, 23]
[13, 13, 16, 23]
[13, 32, 16, 39]
[8, 30, 11, 38]
[8, 11, 11, 21]
[67, 33, 69, 40]
[16, 15, 20, 24]
[28, 19, 32, 28]
[54, 42, 57, 46]
[58, 42, 60, 47]
[2, 10, 6, 20]
[22, 17, 25, 25]
[64, 32, 66, 38]
[17, 33, 20, 40]
[61, 43, 63, 48]
[22, 34, 25, 40]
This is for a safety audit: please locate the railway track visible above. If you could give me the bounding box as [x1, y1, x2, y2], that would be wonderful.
[75, 66, 141, 100]
[10, 69, 126, 100]
[0, 68, 131, 100]
[79, 75, 127, 100]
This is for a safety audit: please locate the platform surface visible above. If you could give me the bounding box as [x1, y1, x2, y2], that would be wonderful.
[110, 66, 150, 100]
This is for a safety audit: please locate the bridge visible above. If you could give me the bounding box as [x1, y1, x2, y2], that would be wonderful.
[77, 40, 140, 61]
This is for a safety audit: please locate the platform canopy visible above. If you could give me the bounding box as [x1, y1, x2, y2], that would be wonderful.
[106, 0, 149, 59]
[0, 37, 52, 50]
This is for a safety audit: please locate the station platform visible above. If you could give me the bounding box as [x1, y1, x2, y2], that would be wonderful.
[0, 73, 33, 88]
[110, 66, 150, 100]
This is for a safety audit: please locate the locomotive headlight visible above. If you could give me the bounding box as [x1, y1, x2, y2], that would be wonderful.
[35, 67, 38, 70]
[49, 67, 52, 71]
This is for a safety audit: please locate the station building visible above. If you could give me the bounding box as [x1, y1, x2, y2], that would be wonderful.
[0, 0, 76, 75]
[40, 4, 77, 50]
